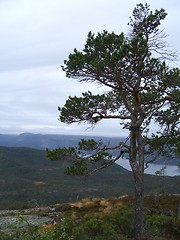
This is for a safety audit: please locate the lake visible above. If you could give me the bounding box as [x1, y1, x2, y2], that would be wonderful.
[116, 159, 180, 177]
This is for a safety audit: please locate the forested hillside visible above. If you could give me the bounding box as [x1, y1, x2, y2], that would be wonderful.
[0, 146, 179, 210]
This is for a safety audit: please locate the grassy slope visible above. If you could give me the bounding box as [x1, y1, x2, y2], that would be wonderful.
[0, 146, 179, 209]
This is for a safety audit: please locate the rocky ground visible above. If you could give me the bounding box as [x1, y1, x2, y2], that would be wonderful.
[0, 207, 56, 232]
[0, 195, 179, 234]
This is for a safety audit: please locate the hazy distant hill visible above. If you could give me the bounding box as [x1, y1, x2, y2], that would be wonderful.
[0, 133, 179, 165]
[0, 133, 121, 150]
[0, 146, 179, 209]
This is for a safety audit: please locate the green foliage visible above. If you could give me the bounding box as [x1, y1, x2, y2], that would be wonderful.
[52, 218, 75, 240]
[49, 2, 180, 177]
[103, 206, 134, 237]
[76, 217, 122, 240]
[64, 159, 88, 175]
[155, 166, 166, 176]
[78, 138, 100, 151]
[42, 208, 133, 240]
[145, 213, 180, 239]
[62, 31, 126, 83]
[46, 146, 79, 161]
[47, 138, 118, 175]
[59, 91, 122, 124]
[129, 3, 167, 36]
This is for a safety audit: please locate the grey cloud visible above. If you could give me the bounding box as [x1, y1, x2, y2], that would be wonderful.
[0, 0, 179, 136]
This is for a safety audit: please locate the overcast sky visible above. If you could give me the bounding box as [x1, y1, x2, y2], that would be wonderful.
[0, 0, 179, 137]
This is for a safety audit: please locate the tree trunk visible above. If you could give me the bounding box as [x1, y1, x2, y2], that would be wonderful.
[134, 171, 144, 239]
[130, 127, 145, 239]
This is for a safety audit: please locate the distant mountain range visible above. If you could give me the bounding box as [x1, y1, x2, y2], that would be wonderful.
[0, 133, 179, 165]
[0, 133, 120, 150]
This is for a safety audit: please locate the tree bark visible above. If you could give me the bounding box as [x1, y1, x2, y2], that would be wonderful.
[130, 127, 145, 239]
[134, 171, 144, 239]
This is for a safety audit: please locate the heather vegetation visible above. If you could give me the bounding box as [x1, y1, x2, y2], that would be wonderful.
[0, 195, 179, 239]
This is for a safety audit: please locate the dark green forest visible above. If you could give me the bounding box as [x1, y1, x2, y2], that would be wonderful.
[0, 146, 179, 210]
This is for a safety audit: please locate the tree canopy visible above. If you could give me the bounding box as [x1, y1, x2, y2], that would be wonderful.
[47, 3, 180, 239]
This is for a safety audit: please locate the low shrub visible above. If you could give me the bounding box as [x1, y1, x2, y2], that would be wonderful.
[144, 211, 180, 239]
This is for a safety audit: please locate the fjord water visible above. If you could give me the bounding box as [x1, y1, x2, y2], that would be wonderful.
[117, 158, 180, 176]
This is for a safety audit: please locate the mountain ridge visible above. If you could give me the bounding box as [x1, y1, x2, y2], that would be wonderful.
[0, 133, 179, 165]
[0, 133, 121, 150]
